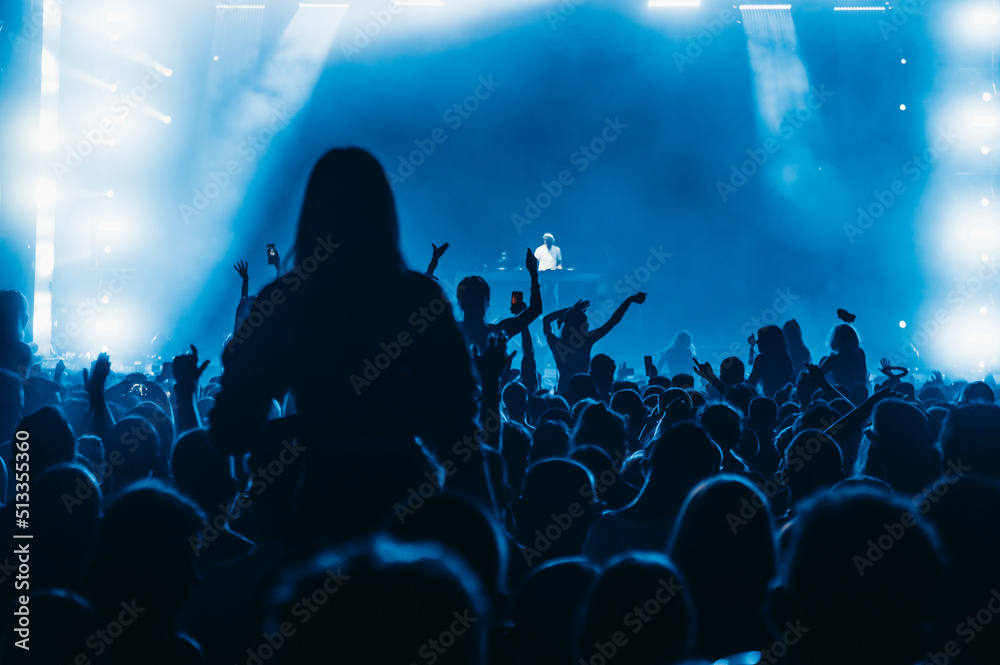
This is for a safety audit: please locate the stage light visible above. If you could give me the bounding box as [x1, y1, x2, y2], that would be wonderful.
[981, 306, 989, 315]
[901, 58, 907, 64]
[969, 332, 993, 344]
[985, 92, 994, 102]
[109, 138, 117, 147]
[99, 220, 121, 232]
[983, 198, 991, 207]
[899, 104, 907, 111]
[106, 189, 115, 198]
[648, 0, 701, 6]
[975, 12, 999, 25]
[981, 361, 987, 369]
[36, 178, 56, 208]
[103, 245, 112, 253]
[213, 55, 219, 61]
[983, 146, 991, 154]
[739, 4, 791, 9]
[899, 320, 907, 329]
[164, 116, 172, 124]
[972, 227, 996, 240]
[833, 6, 886, 11]
[973, 116, 997, 127]
[36, 242, 54, 278]
[101, 295, 110, 305]
[106, 11, 129, 23]
[38, 126, 58, 152]
[109, 84, 118, 92]
[983, 253, 991, 262]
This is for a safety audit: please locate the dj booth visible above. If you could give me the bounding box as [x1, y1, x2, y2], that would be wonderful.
[478, 269, 607, 311]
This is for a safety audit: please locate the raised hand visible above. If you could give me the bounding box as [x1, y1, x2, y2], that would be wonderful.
[616, 361, 633, 381]
[54, 359, 65, 383]
[234, 260, 248, 281]
[473, 334, 516, 386]
[627, 292, 647, 305]
[82, 352, 111, 402]
[432, 242, 450, 262]
[836, 308, 856, 324]
[524, 247, 539, 275]
[172, 345, 210, 394]
[692, 358, 716, 381]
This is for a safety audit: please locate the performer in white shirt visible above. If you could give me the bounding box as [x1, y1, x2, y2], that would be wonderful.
[534, 233, 563, 271]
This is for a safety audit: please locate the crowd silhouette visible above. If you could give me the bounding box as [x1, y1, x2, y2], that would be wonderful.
[1, 147, 999, 665]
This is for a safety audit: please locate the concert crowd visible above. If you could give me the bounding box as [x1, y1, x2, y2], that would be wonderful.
[0, 148, 998, 665]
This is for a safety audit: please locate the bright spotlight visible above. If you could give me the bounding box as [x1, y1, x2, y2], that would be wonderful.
[985, 92, 994, 102]
[648, 0, 702, 6]
[36, 178, 56, 208]
[164, 116, 172, 124]
[983, 146, 992, 155]
[98, 220, 121, 232]
[38, 127, 58, 151]
[103, 245, 111, 253]
[106, 11, 129, 23]
[165, 68, 173, 77]
[975, 12, 999, 25]
[106, 189, 115, 198]
[972, 227, 996, 240]
[983, 198, 992, 207]
[212, 55, 219, 61]
[899, 104, 907, 111]
[980, 361, 987, 369]
[969, 332, 993, 345]
[900, 58, 907, 64]
[981, 306, 989, 315]
[983, 253, 991, 262]
[899, 320, 907, 329]
[109, 139, 117, 147]
[95, 320, 119, 331]
[973, 116, 997, 127]
[110, 84, 118, 92]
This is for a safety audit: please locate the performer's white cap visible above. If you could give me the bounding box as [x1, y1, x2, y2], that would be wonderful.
[543, 233, 554, 240]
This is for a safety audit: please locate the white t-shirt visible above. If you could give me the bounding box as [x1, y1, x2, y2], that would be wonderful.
[534, 244, 562, 271]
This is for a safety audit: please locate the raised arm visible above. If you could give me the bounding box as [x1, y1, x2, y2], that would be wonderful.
[172, 345, 210, 436]
[424, 242, 449, 280]
[234, 261, 249, 301]
[693, 358, 730, 396]
[805, 362, 851, 403]
[496, 248, 542, 337]
[83, 353, 114, 440]
[590, 292, 646, 345]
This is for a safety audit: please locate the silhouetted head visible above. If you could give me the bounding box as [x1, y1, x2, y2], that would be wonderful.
[507, 558, 600, 665]
[567, 373, 600, 405]
[590, 353, 616, 390]
[103, 416, 161, 490]
[940, 403, 1000, 480]
[785, 429, 844, 505]
[543, 233, 554, 248]
[723, 384, 755, 417]
[668, 475, 776, 658]
[669, 331, 693, 350]
[502, 381, 528, 422]
[756, 325, 788, 355]
[501, 421, 531, 495]
[457, 275, 490, 317]
[266, 537, 488, 665]
[782, 319, 805, 346]
[295, 148, 403, 275]
[171, 428, 236, 514]
[959, 380, 995, 404]
[771, 486, 945, 665]
[671, 373, 694, 390]
[576, 552, 692, 665]
[386, 492, 507, 599]
[16, 406, 75, 475]
[610, 388, 644, 436]
[570, 444, 627, 509]
[749, 396, 778, 428]
[698, 404, 743, 452]
[515, 459, 596, 563]
[571, 401, 627, 462]
[719, 356, 745, 385]
[828, 323, 860, 353]
[529, 421, 570, 464]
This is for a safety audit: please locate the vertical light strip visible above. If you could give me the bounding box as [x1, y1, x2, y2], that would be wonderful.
[34, 0, 61, 354]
